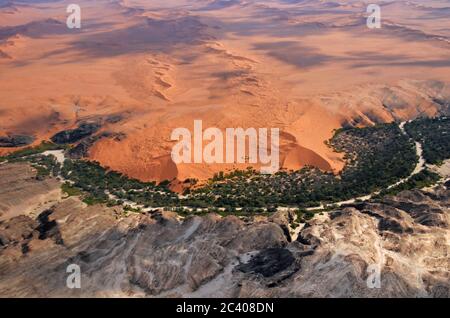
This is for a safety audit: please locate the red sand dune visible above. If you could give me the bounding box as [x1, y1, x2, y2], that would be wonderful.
[1, 0, 450, 182]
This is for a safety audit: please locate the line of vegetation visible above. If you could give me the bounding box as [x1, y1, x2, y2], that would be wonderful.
[60, 160, 180, 207]
[2, 117, 448, 214]
[0, 141, 63, 162]
[376, 169, 441, 197]
[61, 182, 83, 197]
[0, 142, 64, 180]
[187, 123, 417, 208]
[405, 116, 450, 165]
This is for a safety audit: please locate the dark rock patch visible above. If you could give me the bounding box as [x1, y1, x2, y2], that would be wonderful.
[279, 224, 291, 243]
[21, 243, 30, 254]
[68, 142, 90, 159]
[378, 218, 410, 234]
[237, 248, 295, 278]
[105, 114, 123, 124]
[296, 233, 313, 246]
[36, 209, 64, 245]
[329, 210, 344, 219]
[360, 209, 383, 220]
[51, 122, 100, 144]
[68, 132, 114, 159]
[0, 135, 35, 147]
[415, 213, 448, 228]
[385, 200, 448, 228]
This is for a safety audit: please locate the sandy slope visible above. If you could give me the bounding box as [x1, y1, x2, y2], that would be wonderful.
[1, 0, 450, 182]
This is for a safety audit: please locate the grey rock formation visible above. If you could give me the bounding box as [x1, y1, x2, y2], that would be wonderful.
[0, 163, 448, 298]
[0, 135, 35, 147]
[50, 122, 100, 145]
[0, 163, 61, 221]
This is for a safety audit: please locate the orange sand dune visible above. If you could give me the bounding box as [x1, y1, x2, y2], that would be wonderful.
[1, 0, 450, 182]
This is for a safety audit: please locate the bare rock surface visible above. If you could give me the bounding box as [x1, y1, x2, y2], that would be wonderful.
[0, 163, 61, 221]
[0, 163, 448, 298]
[0, 135, 35, 148]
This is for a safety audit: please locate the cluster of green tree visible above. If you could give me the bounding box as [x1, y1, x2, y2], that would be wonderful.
[376, 169, 441, 197]
[4, 119, 443, 214]
[405, 117, 450, 164]
[333, 123, 418, 195]
[0, 141, 67, 182]
[29, 155, 60, 180]
[60, 160, 180, 207]
[61, 182, 83, 197]
[0, 141, 63, 162]
[188, 123, 417, 208]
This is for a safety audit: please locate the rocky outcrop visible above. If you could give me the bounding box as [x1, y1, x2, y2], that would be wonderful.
[68, 132, 119, 159]
[0, 163, 61, 221]
[49, 119, 124, 158]
[237, 248, 297, 278]
[0, 163, 448, 298]
[0, 215, 38, 247]
[51, 122, 100, 145]
[0, 135, 35, 147]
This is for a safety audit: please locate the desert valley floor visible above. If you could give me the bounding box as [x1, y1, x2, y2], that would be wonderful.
[0, 0, 449, 298]
[1, 0, 450, 182]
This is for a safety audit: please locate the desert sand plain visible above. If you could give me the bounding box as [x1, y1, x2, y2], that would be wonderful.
[1, 0, 450, 183]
